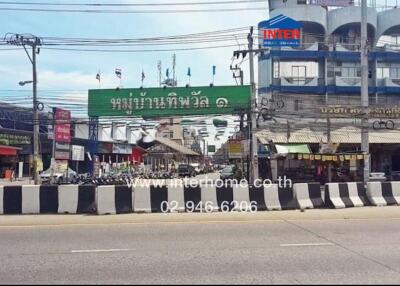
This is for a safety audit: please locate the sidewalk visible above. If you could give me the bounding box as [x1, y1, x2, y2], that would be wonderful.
[0, 206, 399, 227]
[0, 178, 34, 186]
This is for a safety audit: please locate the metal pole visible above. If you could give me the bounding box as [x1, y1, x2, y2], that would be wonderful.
[248, 27, 259, 184]
[50, 112, 56, 184]
[361, 0, 370, 184]
[32, 45, 40, 185]
[327, 115, 332, 183]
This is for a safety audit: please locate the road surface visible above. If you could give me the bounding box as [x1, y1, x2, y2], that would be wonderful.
[0, 207, 400, 284]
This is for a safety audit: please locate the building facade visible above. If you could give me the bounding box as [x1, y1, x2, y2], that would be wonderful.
[257, 0, 400, 181]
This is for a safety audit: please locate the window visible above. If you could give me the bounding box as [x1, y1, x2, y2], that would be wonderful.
[294, 99, 301, 111]
[390, 67, 400, 79]
[341, 67, 359, 78]
[273, 62, 280, 79]
[377, 67, 389, 79]
[292, 66, 306, 85]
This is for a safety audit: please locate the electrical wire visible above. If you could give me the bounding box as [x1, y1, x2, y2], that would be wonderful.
[0, 0, 267, 6]
[0, 7, 266, 13]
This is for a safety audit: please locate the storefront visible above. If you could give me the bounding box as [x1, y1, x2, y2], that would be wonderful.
[0, 145, 22, 178]
[145, 136, 200, 172]
[256, 127, 392, 183]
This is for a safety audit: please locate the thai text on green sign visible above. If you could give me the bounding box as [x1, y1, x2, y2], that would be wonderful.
[88, 85, 251, 117]
[0, 133, 31, 145]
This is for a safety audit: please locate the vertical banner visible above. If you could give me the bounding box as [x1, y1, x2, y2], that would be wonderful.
[53, 108, 71, 143]
[228, 139, 242, 159]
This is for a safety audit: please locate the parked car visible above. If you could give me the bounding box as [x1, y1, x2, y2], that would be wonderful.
[190, 163, 203, 175]
[220, 165, 235, 180]
[178, 164, 196, 177]
[40, 168, 78, 184]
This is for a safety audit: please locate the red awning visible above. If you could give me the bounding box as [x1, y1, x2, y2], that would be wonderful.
[0, 145, 21, 156]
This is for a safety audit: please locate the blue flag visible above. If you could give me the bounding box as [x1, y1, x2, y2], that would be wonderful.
[187, 67, 191, 77]
[212, 65, 216, 76]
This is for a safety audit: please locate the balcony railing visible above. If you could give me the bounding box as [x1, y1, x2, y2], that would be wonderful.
[280, 42, 320, 51]
[281, 77, 319, 86]
[383, 77, 400, 87]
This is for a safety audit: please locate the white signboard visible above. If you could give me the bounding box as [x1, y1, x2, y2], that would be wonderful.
[310, 0, 353, 7]
[71, 145, 85, 161]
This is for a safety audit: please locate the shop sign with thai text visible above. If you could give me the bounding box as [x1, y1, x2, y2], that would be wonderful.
[0, 133, 31, 145]
[320, 105, 400, 118]
[228, 139, 242, 159]
[53, 107, 71, 143]
[88, 86, 251, 117]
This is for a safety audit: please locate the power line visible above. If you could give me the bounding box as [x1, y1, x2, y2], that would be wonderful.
[0, 7, 266, 13]
[0, 0, 267, 6]
[41, 43, 247, 52]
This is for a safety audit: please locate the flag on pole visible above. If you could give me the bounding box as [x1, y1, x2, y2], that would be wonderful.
[96, 72, 101, 82]
[141, 70, 145, 84]
[212, 65, 216, 85]
[115, 68, 122, 79]
[187, 67, 191, 77]
[166, 68, 169, 78]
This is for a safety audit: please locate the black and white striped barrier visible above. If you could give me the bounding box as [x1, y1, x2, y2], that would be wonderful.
[132, 184, 296, 213]
[367, 182, 400, 206]
[97, 185, 133, 215]
[325, 182, 370, 209]
[58, 185, 96, 214]
[249, 185, 297, 211]
[293, 183, 324, 209]
[0, 185, 59, 214]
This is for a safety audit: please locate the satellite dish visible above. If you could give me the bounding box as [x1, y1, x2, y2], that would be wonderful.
[213, 119, 228, 128]
[129, 129, 143, 144]
[142, 129, 156, 143]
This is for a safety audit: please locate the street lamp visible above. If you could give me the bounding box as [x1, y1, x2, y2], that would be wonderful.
[19, 80, 33, 86]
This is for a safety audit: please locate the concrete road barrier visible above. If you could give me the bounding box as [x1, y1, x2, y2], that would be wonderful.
[293, 183, 324, 209]
[58, 185, 96, 214]
[97, 185, 133, 215]
[367, 182, 400, 206]
[1, 185, 59, 214]
[325, 182, 369, 209]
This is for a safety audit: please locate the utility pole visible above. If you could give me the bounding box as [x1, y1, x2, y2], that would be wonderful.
[248, 27, 259, 184]
[6, 34, 41, 185]
[232, 28, 264, 184]
[361, 0, 370, 184]
[157, 60, 162, 87]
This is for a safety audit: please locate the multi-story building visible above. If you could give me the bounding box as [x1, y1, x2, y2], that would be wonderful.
[259, 0, 400, 107]
[157, 117, 184, 145]
[257, 0, 400, 181]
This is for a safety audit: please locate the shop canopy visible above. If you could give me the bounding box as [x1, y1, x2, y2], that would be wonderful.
[257, 127, 400, 144]
[275, 144, 311, 155]
[0, 145, 22, 156]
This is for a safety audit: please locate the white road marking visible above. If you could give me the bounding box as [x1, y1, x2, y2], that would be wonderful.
[71, 248, 135, 253]
[280, 243, 334, 247]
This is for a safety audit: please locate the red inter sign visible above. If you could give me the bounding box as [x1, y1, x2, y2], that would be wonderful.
[263, 29, 300, 40]
[259, 14, 302, 47]
[53, 108, 71, 143]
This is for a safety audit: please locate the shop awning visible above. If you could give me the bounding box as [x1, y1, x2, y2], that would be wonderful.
[0, 145, 22, 156]
[276, 144, 311, 154]
[257, 127, 400, 144]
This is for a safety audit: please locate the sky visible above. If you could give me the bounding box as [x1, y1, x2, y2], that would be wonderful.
[0, 0, 269, 150]
[2, 0, 395, 152]
[0, 1, 268, 114]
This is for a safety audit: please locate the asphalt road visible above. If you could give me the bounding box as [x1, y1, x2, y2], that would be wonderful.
[0, 208, 400, 284]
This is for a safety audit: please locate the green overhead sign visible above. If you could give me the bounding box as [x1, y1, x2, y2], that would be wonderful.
[88, 85, 251, 117]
